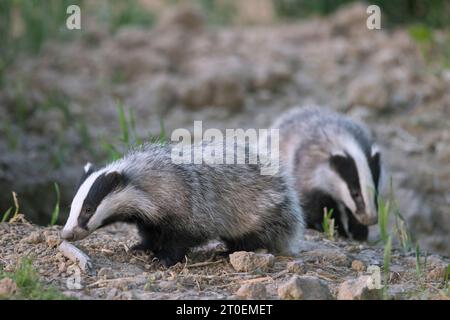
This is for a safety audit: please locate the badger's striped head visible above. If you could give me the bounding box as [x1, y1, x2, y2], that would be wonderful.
[315, 138, 382, 226]
[61, 163, 128, 241]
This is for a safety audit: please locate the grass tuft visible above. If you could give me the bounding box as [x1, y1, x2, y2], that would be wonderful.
[0, 258, 72, 300]
[322, 207, 335, 241]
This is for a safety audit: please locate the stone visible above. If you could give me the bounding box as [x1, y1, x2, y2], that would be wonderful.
[0, 278, 18, 297]
[278, 276, 332, 300]
[337, 276, 381, 300]
[229, 251, 275, 272]
[235, 283, 267, 299]
[24, 231, 43, 244]
[287, 260, 306, 274]
[44, 231, 60, 248]
[277, 276, 303, 300]
[351, 260, 366, 272]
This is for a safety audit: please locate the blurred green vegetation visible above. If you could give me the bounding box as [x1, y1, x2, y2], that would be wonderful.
[0, 0, 155, 83]
[273, 0, 450, 28]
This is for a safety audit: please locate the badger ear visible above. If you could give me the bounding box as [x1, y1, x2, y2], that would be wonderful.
[105, 171, 124, 189]
[84, 162, 94, 173]
[371, 145, 380, 158]
[75, 162, 97, 191]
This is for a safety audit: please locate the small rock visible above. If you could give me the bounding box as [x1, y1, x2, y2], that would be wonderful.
[427, 265, 447, 281]
[229, 251, 275, 272]
[58, 262, 66, 273]
[98, 267, 114, 279]
[24, 231, 43, 244]
[277, 276, 304, 300]
[0, 278, 18, 297]
[337, 276, 381, 300]
[351, 260, 366, 272]
[278, 276, 332, 300]
[106, 288, 118, 300]
[287, 260, 306, 274]
[235, 283, 267, 299]
[44, 231, 60, 248]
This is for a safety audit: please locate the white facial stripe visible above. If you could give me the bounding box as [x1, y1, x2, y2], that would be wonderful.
[312, 165, 357, 213]
[343, 138, 377, 218]
[335, 173, 357, 213]
[62, 169, 106, 232]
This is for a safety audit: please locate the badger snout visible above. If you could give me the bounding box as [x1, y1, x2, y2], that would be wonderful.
[61, 227, 89, 241]
[355, 213, 378, 226]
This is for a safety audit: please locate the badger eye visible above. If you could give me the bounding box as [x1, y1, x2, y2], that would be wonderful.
[351, 190, 361, 198]
[84, 207, 93, 214]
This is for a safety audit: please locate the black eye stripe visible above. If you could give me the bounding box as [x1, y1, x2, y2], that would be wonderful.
[78, 171, 124, 228]
[329, 153, 366, 211]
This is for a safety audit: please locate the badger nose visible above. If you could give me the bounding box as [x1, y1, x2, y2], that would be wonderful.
[364, 215, 378, 226]
[61, 229, 75, 241]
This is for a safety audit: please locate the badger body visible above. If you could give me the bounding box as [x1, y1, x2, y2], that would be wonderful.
[272, 106, 383, 241]
[61, 142, 304, 266]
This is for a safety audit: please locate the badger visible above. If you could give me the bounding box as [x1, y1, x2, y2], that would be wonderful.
[272, 106, 384, 241]
[61, 142, 304, 266]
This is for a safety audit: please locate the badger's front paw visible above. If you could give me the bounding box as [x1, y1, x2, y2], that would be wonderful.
[153, 247, 187, 267]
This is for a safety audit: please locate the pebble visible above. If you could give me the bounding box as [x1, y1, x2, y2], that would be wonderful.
[278, 276, 332, 300]
[0, 278, 18, 297]
[235, 283, 267, 299]
[229, 251, 275, 272]
[351, 260, 366, 272]
[286, 260, 306, 274]
[24, 231, 43, 244]
[337, 276, 381, 300]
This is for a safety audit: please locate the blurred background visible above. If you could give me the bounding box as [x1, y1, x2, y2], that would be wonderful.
[0, 0, 449, 256]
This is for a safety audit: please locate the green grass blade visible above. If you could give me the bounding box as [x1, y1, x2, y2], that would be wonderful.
[1, 207, 12, 223]
[50, 182, 60, 225]
[117, 101, 129, 145]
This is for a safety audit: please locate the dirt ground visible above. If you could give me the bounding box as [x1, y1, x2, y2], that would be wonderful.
[0, 220, 448, 300]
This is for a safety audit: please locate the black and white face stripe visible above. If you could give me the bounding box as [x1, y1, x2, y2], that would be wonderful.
[62, 165, 125, 240]
[327, 138, 381, 226]
[77, 171, 123, 229]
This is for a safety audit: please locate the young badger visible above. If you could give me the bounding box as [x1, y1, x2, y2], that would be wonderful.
[61, 143, 304, 266]
[272, 106, 383, 241]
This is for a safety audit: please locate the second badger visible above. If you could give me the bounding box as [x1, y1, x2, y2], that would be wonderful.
[61, 142, 304, 266]
[273, 106, 384, 241]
